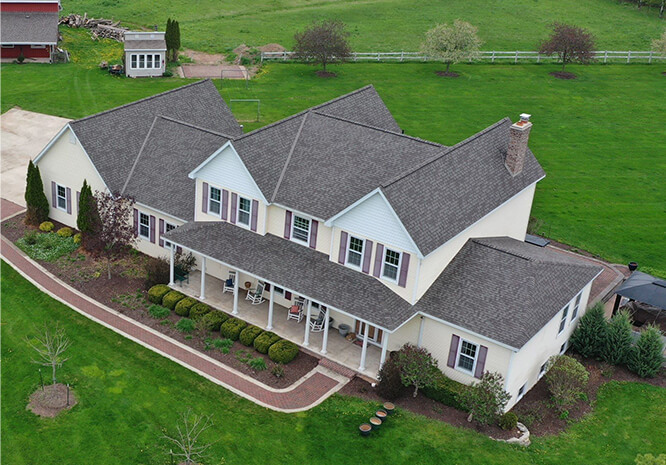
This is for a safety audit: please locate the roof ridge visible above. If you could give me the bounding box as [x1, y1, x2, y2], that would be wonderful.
[270, 111, 310, 203]
[70, 80, 213, 126]
[309, 84, 375, 111]
[234, 112, 306, 141]
[120, 116, 159, 195]
[381, 117, 512, 189]
[156, 115, 236, 139]
[471, 237, 533, 261]
[472, 237, 600, 268]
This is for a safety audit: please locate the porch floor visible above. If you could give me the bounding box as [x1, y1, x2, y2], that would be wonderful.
[175, 270, 381, 379]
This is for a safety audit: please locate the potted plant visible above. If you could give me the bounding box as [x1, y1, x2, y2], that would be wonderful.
[359, 423, 372, 436]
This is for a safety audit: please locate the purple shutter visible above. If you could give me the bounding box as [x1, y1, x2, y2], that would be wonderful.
[283, 210, 292, 239]
[65, 187, 72, 214]
[149, 215, 156, 243]
[76, 191, 80, 216]
[474, 345, 488, 379]
[309, 220, 318, 249]
[202, 182, 209, 214]
[250, 199, 259, 232]
[159, 218, 165, 247]
[230, 193, 238, 224]
[362, 240, 373, 274]
[373, 243, 384, 277]
[284, 291, 292, 300]
[221, 189, 229, 220]
[447, 334, 460, 368]
[133, 208, 138, 235]
[398, 252, 411, 288]
[338, 231, 348, 264]
[176, 246, 182, 254]
[51, 181, 56, 207]
[264, 282, 270, 292]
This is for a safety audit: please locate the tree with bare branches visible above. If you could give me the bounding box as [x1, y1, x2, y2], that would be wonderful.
[25, 323, 71, 385]
[163, 409, 216, 465]
[539, 23, 596, 74]
[91, 191, 137, 279]
[293, 20, 352, 74]
[421, 20, 482, 75]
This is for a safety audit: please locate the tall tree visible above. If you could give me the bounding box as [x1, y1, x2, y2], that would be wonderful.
[26, 322, 71, 385]
[293, 20, 352, 73]
[165, 18, 174, 61]
[570, 303, 607, 359]
[76, 179, 100, 234]
[92, 191, 137, 279]
[421, 20, 482, 74]
[602, 310, 634, 365]
[24, 160, 50, 226]
[174, 20, 181, 60]
[539, 23, 596, 73]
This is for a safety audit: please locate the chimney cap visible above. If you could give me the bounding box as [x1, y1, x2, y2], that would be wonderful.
[519, 113, 531, 122]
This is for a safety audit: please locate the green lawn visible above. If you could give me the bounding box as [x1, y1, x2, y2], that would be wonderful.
[2, 261, 665, 464]
[61, 0, 665, 52]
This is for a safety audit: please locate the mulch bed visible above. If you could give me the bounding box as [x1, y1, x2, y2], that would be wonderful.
[435, 71, 460, 78]
[549, 71, 577, 79]
[315, 70, 337, 78]
[27, 383, 78, 417]
[2, 213, 318, 389]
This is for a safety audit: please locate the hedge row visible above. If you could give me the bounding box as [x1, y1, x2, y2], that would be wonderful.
[422, 372, 468, 411]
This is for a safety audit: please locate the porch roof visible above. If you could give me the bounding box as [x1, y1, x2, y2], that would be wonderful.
[163, 221, 417, 331]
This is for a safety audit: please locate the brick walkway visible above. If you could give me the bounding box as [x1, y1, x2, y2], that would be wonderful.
[0, 230, 350, 412]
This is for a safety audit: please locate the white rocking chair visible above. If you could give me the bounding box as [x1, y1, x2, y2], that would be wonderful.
[309, 308, 330, 332]
[223, 270, 236, 294]
[245, 281, 265, 305]
[287, 297, 305, 322]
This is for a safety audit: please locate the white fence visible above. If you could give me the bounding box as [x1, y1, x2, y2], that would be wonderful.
[261, 50, 665, 64]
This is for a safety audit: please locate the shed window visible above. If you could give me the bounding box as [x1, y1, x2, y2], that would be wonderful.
[154, 54, 161, 67]
[138, 54, 145, 68]
[131, 54, 137, 68]
[146, 54, 153, 68]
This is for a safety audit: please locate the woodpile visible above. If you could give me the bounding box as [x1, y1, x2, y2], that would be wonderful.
[59, 13, 127, 42]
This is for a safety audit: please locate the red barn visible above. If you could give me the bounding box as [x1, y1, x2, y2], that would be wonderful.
[1, 1, 60, 63]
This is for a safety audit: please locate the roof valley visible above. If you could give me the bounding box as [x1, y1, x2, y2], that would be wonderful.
[270, 112, 309, 203]
[121, 116, 159, 195]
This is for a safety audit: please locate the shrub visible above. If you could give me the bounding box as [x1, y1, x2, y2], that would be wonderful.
[570, 303, 607, 359]
[422, 371, 467, 410]
[147, 284, 171, 304]
[220, 318, 247, 341]
[239, 325, 264, 346]
[73, 233, 82, 244]
[189, 303, 211, 320]
[200, 311, 228, 331]
[16, 231, 79, 261]
[603, 310, 634, 365]
[498, 411, 518, 430]
[162, 290, 185, 310]
[24, 160, 49, 225]
[268, 339, 299, 364]
[249, 357, 267, 371]
[271, 363, 285, 378]
[148, 304, 170, 319]
[144, 257, 170, 289]
[176, 318, 195, 333]
[395, 343, 439, 397]
[635, 454, 666, 465]
[376, 355, 407, 401]
[253, 331, 281, 354]
[57, 227, 73, 237]
[174, 297, 197, 317]
[457, 371, 511, 425]
[627, 324, 665, 378]
[545, 355, 589, 407]
[163, 70, 174, 77]
[216, 338, 233, 354]
[39, 221, 54, 232]
[24, 230, 39, 245]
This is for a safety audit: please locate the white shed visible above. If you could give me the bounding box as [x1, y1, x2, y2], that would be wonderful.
[124, 31, 166, 78]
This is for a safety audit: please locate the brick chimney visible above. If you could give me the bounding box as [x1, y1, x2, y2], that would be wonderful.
[505, 113, 532, 176]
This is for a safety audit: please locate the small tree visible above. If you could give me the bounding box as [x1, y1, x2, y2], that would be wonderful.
[395, 343, 439, 397]
[570, 303, 607, 359]
[539, 23, 596, 73]
[76, 179, 100, 234]
[24, 160, 50, 226]
[174, 20, 181, 61]
[627, 324, 665, 378]
[421, 20, 482, 74]
[165, 18, 176, 62]
[25, 323, 71, 385]
[293, 20, 352, 73]
[376, 353, 407, 401]
[163, 408, 215, 465]
[544, 355, 589, 408]
[456, 371, 511, 425]
[93, 191, 137, 279]
[603, 310, 634, 365]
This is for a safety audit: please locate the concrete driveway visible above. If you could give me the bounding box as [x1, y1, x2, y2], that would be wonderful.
[1, 108, 70, 206]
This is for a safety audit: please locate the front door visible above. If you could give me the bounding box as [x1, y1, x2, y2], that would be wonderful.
[355, 320, 383, 346]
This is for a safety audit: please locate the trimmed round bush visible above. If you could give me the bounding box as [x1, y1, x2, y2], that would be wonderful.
[268, 339, 299, 364]
[57, 227, 73, 237]
[148, 284, 171, 304]
[73, 232, 82, 244]
[189, 303, 211, 320]
[174, 297, 198, 317]
[162, 290, 186, 310]
[253, 331, 281, 354]
[498, 412, 518, 430]
[201, 311, 228, 331]
[239, 325, 264, 347]
[39, 221, 54, 232]
[220, 318, 247, 341]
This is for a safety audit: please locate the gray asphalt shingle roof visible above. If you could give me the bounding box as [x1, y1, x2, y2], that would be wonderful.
[124, 39, 166, 51]
[1, 12, 58, 44]
[414, 237, 603, 348]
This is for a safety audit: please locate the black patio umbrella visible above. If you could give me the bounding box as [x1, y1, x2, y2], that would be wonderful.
[612, 271, 666, 315]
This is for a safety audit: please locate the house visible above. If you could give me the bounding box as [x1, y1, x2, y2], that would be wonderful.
[124, 31, 166, 78]
[33, 80, 602, 409]
[0, 0, 60, 63]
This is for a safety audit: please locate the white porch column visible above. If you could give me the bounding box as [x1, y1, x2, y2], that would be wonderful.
[359, 322, 370, 371]
[303, 300, 312, 347]
[417, 316, 425, 347]
[379, 332, 390, 369]
[232, 270, 239, 315]
[169, 244, 175, 285]
[199, 256, 206, 300]
[266, 285, 275, 330]
[320, 307, 330, 355]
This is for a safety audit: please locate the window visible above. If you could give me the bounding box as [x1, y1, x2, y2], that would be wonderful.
[31, 44, 46, 49]
[560, 341, 568, 354]
[237, 196, 251, 226]
[517, 383, 526, 400]
[291, 215, 310, 243]
[456, 339, 478, 373]
[571, 292, 582, 321]
[131, 54, 137, 68]
[146, 54, 153, 68]
[1, 45, 15, 49]
[558, 304, 569, 334]
[139, 212, 150, 239]
[274, 286, 284, 295]
[208, 186, 221, 215]
[346, 236, 364, 268]
[139, 54, 145, 68]
[539, 362, 548, 379]
[163, 222, 176, 248]
[382, 248, 401, 281]
[154, 54, 161, 67]
[56, 184, 67, 211]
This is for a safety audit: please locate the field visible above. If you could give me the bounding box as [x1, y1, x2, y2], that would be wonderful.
[2, 261, 665, 464]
